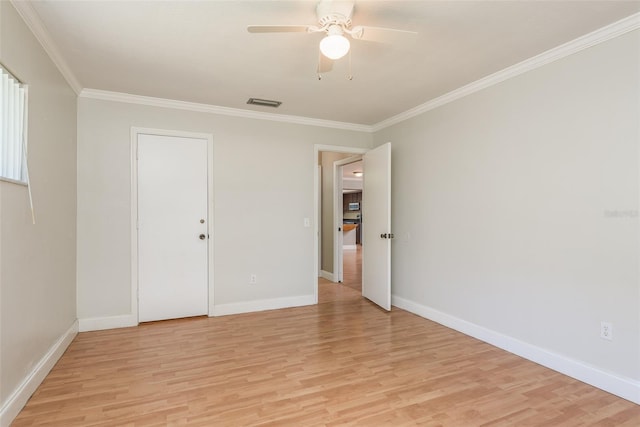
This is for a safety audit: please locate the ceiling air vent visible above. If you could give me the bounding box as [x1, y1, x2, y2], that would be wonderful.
[247, 98, 282, 108]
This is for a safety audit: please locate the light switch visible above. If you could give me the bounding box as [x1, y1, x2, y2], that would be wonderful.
[303, 218, 311, 227]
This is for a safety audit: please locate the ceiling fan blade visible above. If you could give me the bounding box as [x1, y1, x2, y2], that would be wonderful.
[317, 55, 334, 74]
[247, 25, 311, 33]
[350, 26, 417, 43]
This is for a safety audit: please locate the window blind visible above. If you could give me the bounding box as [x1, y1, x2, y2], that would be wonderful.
[1, 65, 27, 183]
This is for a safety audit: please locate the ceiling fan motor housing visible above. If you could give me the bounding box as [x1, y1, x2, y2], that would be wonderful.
[317, 0, 354, 28]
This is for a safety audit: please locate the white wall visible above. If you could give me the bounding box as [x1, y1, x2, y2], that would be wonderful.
[375, 29, 640, 395]
[0, 1, 77, 422]
[77, 98, 372, 323]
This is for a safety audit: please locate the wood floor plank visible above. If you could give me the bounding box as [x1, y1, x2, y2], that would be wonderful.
[12, 280, 640, 426]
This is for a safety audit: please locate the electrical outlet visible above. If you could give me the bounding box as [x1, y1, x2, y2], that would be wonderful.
[249, 274, 257, 285]
[600, 321, 613, 341]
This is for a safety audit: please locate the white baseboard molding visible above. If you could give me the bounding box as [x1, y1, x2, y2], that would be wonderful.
[320, 270, 335, 282]
[392, 295, 640, 405]
[343, 245, 357, 250]
[0, 320, 79, 427]
[78, 314, 138, 332]
[212, 295, 316, 317]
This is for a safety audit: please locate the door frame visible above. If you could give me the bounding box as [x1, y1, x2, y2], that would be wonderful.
[313, 144, 368, 303]
[131, 127, 215, 323]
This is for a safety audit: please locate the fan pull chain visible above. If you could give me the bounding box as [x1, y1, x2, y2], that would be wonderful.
[317, 49, 322, 80]
[347, 49, 353, 81]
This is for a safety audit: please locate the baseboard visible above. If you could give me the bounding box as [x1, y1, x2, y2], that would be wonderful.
[212, 295, 316, 316]
[0, 320, 79, 427]
[343, 245, 357, 250]
[392, 295, 640, 404]
[320, 270, 335, 282]
[78, 314, 137, 332]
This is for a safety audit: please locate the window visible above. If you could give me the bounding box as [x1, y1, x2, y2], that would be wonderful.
[0, 65, 28, 184]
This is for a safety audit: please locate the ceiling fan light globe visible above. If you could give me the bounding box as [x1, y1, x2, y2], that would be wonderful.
[320, 34, 350, 60]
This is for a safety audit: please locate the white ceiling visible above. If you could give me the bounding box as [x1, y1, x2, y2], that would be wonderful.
[343, 160, 363, 191]
[342, 160, 363, 178]
[26, 0, 640, 126]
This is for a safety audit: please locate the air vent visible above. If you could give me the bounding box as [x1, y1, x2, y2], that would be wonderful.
[247, 98, 282, 108]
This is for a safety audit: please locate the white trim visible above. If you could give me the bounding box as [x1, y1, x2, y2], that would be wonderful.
[9, 0, 82, 95]
[319, 270, 335, 282]
[207, 130, 216, 315]
[372, 12, 640, 131]
[0, 320, 78, 427]
[130, 128, 139, 326]
[392, 296, 640, 405]
[81, 89, 372, 133]
[130, 127, 215, 323]
[78, 314, 137, 332]
[343, 245, 357, 250]
[0, 177, 28, 187]
[212, 295, 315, 317]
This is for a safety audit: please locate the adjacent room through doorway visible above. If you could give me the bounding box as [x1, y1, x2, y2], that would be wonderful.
[317, 150, 363, 293]
[340, 159, 363, 292]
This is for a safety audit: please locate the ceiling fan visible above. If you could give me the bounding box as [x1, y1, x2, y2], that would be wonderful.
[247, 0, 416, 76]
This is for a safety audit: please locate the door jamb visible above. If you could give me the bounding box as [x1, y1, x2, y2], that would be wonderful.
[131, 127, 215, 324]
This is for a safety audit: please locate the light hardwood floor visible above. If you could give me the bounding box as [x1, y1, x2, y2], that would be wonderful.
[13, 277, 640, 426]
[341, 245, 362, 292]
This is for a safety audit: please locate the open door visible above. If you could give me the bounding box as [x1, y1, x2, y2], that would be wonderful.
[362, 142, 391, 310]
[334, 162, 344, 283]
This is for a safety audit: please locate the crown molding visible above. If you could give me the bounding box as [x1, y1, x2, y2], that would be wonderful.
[10, 0, 82, 95]
[80, 89, 373, 132]
[372, 12, 640, 132]
[11, 0, 638, 134]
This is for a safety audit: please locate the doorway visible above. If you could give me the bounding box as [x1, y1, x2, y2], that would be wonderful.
[314, 146, 367, 303]
[314, 143, 392, 311]
[337, 158, 363, 292]
[132, 128, 214, 323]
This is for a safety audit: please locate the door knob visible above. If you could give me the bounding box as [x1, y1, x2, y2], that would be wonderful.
[199, 234, 206, 240]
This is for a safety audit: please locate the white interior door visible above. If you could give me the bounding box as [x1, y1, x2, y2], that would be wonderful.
[334, 163, 344, 282]
[362, 142, 391, 310]
[317, 165, 322, 277]
[138, 134, 209, 322]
